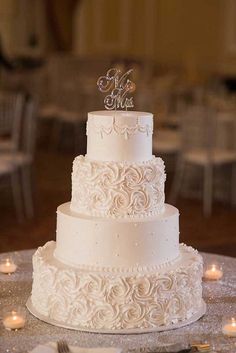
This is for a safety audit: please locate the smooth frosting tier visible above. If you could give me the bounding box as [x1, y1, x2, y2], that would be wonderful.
[31, 241, 203, 331]
[55, 202, 179, 269]
[71, 156, 165, 218]
[86, 111, 153, 162]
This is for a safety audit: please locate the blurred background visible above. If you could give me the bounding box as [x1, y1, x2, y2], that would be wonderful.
[0, 0, 235, 256]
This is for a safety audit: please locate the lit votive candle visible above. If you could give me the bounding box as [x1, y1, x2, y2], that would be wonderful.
[2, 307, 26, 330]
[204, 264, 223, 281]
[0, 257, 17, 274]
[222, 317, 236, 337]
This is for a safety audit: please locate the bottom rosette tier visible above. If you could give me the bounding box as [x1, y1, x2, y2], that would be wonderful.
[29, 241, 205, 333]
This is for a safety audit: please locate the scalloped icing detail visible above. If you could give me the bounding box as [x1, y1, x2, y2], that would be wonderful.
[71, 156, 166, 218]
[86, 116, 153, 139]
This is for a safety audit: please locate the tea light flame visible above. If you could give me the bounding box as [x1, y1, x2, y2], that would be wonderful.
[12, 312, 18, 320]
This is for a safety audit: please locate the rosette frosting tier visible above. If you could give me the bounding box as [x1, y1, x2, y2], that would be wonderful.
[71, 156, 166, 218]
[31, 241, 204, 332]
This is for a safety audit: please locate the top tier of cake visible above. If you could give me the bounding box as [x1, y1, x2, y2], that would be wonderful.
[71, 111, 166, 218]
[86, 111, 153, 162]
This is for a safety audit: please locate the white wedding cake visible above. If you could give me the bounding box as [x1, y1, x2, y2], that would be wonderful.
[29, 110, 205, 333]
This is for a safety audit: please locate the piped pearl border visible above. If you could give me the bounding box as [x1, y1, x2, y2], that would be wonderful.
[42, 241, 200, 274]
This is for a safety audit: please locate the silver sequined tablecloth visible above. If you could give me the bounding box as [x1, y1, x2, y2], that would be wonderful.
[0, 250, 235, 353]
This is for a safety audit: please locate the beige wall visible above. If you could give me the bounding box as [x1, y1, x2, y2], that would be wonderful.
[1, 0, 236, 75]
[0, 0, 47, 56]
[74, 0, 157, 58]
[74, 0, 234, 76]
[155, 0, 224, 69]
[0, 0, 18, 54]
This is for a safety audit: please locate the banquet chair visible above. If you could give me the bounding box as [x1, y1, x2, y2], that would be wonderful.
[0, 91, 24, 152]
[153, 128, 181, 156]
[20, 98, 38, 218]
[169, 105, 236, 216]
[52, 80, 87, 152]
[0, 98, 38, 218]
[0, 159, 24, 222]
[41, 56, 86, 150]
[152, 128, 181, 176]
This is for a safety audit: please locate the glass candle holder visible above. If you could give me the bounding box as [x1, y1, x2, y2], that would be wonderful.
[2, 306, 26, 330]
[203, 262, 223, 281]
[222, 317, 236, 337]
[0, 257, 17, 274]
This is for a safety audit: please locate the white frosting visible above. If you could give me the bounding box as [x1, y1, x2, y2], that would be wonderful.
[30, 109, 204, 332]
[86, 111, 153, 162]
[31, 241, 203, 331]
[55, 203, 179, 269]
[71, 156, 165, 217]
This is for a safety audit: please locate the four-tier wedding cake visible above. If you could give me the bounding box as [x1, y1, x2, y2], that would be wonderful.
[28, 109, 205, 333]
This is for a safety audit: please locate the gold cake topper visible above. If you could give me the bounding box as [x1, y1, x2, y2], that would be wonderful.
[97, 68, 135, 110]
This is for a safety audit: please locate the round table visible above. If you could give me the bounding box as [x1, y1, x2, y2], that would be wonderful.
[0, 250, 236, 353]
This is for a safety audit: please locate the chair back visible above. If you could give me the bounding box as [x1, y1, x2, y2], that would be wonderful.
[46, 54, 109, 117]
[215, 111, 236, 151]
[180, 104, 217, 160]
[0, 91, 24, 149]
[22, 98, 38, 159]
